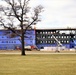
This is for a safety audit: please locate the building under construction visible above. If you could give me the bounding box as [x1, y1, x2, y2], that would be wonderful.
[0, 28, 76, 50]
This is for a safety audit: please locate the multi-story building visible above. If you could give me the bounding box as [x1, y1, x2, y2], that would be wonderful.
[0, 28, 76, 50]
[36, 28, 76, 49]
[0, 29, 35, 50]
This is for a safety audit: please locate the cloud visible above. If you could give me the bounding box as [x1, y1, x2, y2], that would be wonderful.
[36, 0, 76, 28]
[0, 0, 76, 29]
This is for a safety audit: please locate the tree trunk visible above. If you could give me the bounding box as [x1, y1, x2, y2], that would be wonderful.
[21, 33, 25, 55]
[21, 26, 25, 55]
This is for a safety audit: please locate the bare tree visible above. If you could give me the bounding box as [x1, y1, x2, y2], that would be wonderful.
[0, 0, 43, 55]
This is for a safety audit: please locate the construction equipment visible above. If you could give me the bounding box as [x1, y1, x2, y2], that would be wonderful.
[52, 35, 62, 46]
[52, 35, 64, 52]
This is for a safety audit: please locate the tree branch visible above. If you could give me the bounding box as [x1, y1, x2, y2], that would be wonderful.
[6, 0, 22, 22]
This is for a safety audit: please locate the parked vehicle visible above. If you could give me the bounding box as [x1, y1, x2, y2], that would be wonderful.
[24, 46, 31, 51]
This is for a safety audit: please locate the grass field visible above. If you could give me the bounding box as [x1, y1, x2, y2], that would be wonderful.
[0, 53, 76, 75]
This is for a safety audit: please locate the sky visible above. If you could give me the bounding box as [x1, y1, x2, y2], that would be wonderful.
[30, 0, 76, 29]
[0, 0, 76, 29]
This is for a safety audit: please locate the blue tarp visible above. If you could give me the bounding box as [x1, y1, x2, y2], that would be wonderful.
[70, 40, 76, 48]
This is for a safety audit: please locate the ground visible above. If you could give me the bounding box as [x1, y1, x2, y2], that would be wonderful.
[0, 52, 76, 75]
[0, 49, 76, 54]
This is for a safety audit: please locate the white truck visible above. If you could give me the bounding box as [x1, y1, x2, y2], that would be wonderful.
[24, 46, 31, 51]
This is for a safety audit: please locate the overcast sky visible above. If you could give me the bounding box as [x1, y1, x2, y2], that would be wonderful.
[0, 0, 76, 29]
[30, 0, 76, 29]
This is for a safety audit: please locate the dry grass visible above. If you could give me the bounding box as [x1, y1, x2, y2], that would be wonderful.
[0, 53, 76, 75]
